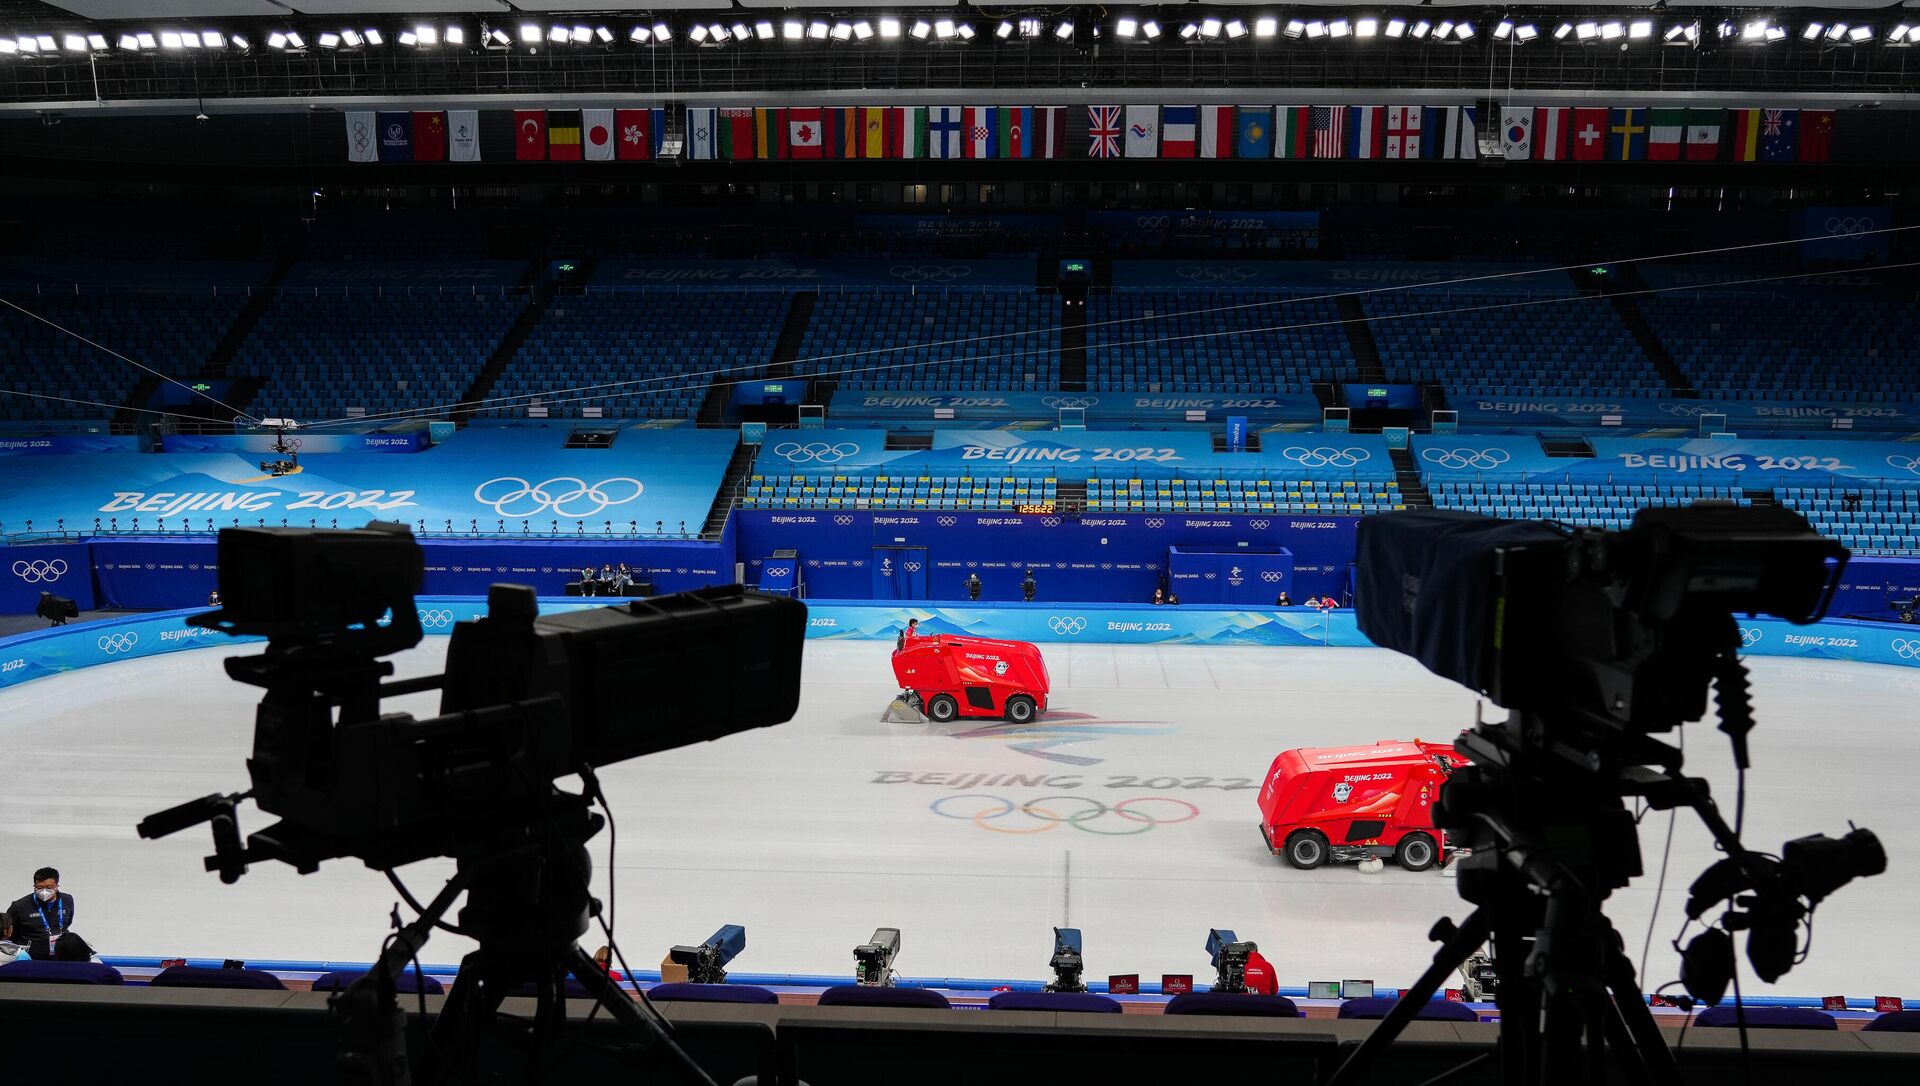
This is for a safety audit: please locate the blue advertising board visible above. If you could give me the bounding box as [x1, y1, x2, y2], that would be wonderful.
[760, 430, 1389, 482]
[0, 428, 739, 539]
[1413, 436, 1920, 486]
[1451, 396, 1920, 432]
[0, 258, 271, 290]
[593, 259, 1033, 291]
[162, 433, 427, 454]
[1110, 261, 1568, 295]
[1168, 547, 1293, 605]
[827, 390, 1323, 426]
[738, 509, 1358, 602]
[0, 434, 139, 455]
[0, 543, 96, 614]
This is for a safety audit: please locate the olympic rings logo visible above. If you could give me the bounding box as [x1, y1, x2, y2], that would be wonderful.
[1421, 448, 1513, 470]
[1740, 627, 1763, 648]
[888, 264, 973, 284]
[765, 567, 792, 578]
[1042, 396, 1098, 409]
[1135, 215, 1170, 228]
[1891, 639, 1920, 660]
[772, 441, 861, 464]
[1282, 446, 1371, 469]
[834, 515, 856, 526]
[1041, 516, 1061, 527]
[1174, 266, 1256, 283]
[1261, 571, 1285, 583]
[1886, 456, 1920, 476]
[417, 609, 455, 629]
[1823, 216, 1876, 235]
[473, 476, 644, 519]
[937, 516, 957, 527]
[905, 561, 922, 573]
[98, 632, 139, 655]
[1659, 403, 1716, 418]
[11, 559, 68, 583]
[1145, 518, 1166, 529]
[930, 794, 1200, 835]
[1250, 519, 1271, 530]
[1048, 616, 1088, 635]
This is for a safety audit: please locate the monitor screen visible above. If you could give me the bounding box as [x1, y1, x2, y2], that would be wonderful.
[1342, 980, 1375, 999]
[1308, 981, 1341, 1000]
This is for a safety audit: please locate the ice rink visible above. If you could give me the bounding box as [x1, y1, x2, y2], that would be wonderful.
[3, 637, 1915, 998]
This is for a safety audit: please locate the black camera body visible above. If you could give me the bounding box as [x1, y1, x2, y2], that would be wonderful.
[853, 927, 902, 986]
[1206, 928, 1253, 994]
[1045, 927, 1085, 993]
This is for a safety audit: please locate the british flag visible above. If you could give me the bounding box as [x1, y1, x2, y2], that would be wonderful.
[1088, 105, 1122, 159]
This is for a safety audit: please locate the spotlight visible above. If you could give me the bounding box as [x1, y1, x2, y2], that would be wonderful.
[447, 27, 466, 45]
[1554, 24, 1573, 41]
[710, 24, 732, 43]
[1766, 26, 1786, 43]
[548, 26, 568, 44]
[1254, 17, 1277, 39]
[318, 32, 341, 49]
[1454, 21, 1475, 39]
[1054, 20, 1074, 41]
[520, 25, 542, 44]
[1436, 21, 1455, 40]
[1576, 22, 1599, 41]
[1601, 22, 1623, 41]
[161, 31, 183, 49]
[1329, 20, 1351, 39]
[956, 22, 974, 40]
[1180, 22, 1199, 40]
[1742, 20, 1766, 41]
[1115, 18, 1137, 39]
[1200, 18, 1223, 39]
[341, 30, 363, 48]
[689, 25, 709, 44]
[485, 28, 508, 47]
[63, 34, 86, 53]
[879, 18, 901, 40]
[853, 928, 903, 987]
[1892, 25, 1912, 45]
[1665, 24, 1687, 43]
[1515, 24, 1538, 42]
[1848, 26, 1872, 43]
[1495, 21, 1513, 40]
[853, 21, 873, 41]
[782, 20, 802, 41]
[589, 27, 608, 44]
[1225, 20, 1247, 39]
[1355, 18, 1378, 39]
[997, 20, 1016, 40]
[117, 33, 139, 51]
[1409, 20, 1430, 39]
[1629, 20, 1652, 40]
[36, 33, 54, 51]
[267, 31, 288, 49]
[831, 22, 852, 42]
[934, 19, 956, 40]
[755, 22, 776, 40]
[1802, 22, 1824, 41]
[398, 31, 417, 46]
[1826, 23, 1847, 42]
[570, 27, 592, 45]
[652, 23, 672, 43]
[668, 925, 746, 985]
[910, 20, 931, 40]
[1385, 19, 1406, 39]
[628, 26, 650, 44]
[807, 21, 829, 41]
[1305, 21, 1326, 40]
[1142, 20, 1161, 40]
[416, 26, 438, 46]
[137, 32, 156, 49]
[1284, 20, 1306, 39]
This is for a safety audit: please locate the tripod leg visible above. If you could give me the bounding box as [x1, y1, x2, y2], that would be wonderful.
[1602, 940, 1685, 1086]
[562, 944, 720, 1086]
[1325, 908, 1491, 1086]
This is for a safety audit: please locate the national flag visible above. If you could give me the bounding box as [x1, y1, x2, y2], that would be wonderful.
[756, 108, 787, 159]
[1800, 109, 1833, 163]
[1275, 106, 1312, 159]
[965, 106, 997, 159]
[686, 107, 719, 160]
[788, 107, 824, 159]
[1533, 107, 1571, 161]
[1423, 106, 1477, 160]
[861, 107, 887, 158]
[834, 108, 860, 158]
[1199, 106, 1234, 159]
[615, 109, 659, 161]
[1759, 109, 1799, 163]
[1125, 105, 1158, 158]
[1031, 106, 1065, 159]
[1383, 106, 1421, 159]
[1501, 108, 1532, 160]
[819, 108, 844, 159]
[548, 109, 583, 161]
[1346, 106, 1384, 159]
[888, 107, 916, 159]
[346, 111, 377, 163]
[1731, 109, 1763, 162]
[448, 110, 480, 162]
[1310, 106, 1347, 159]
[926, 106, 963, 158]
[1236, 107, 1272, 159]
[1685, 109, 1722, 162]
[412, 111, 447, 162]
[1089, 106, 1122, 158]
[376, 111, 412, 163]
[1571, 108, 1608, 162]
[1161, 105, 1197, 158]
[582, 109, 615, 161]
[1647, 108, 1685, 161]
[1000, 106, 1032, 159]
[514, 110, 546, 161]
[1607, 108, 1649, 161]
[720, 109, 755, 160]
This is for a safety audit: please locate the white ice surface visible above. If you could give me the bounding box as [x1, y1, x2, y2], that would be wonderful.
[2, 639, 1915, 998]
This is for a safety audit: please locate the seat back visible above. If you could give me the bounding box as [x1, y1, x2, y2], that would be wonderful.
[150, 965, 287, 991]
[0, 960, 124, 986]
[1164, 992, 1301, 1018]
[986, 991, 1123, 1014]
[816, 985, 951, 1010]
[646, 982, 780, 1005]
[1863, 1010, 1920, 1033]
[1695, 1006, 1837, 1031]
[1337, 996, 1479, 1022]
[311, 970, 445, 994]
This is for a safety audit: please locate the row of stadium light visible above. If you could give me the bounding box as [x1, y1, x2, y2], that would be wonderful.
[1, 17, 1915, 57]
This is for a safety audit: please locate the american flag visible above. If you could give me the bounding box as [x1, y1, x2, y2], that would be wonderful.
[1088, 106, 1122, 159]
[1311, 105, 1347, 159]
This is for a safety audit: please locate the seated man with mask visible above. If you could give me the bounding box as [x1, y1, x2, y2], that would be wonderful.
[4, 867, 94, 962]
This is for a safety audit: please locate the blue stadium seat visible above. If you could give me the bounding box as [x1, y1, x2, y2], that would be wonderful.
[1086, 289, 1355, 393]
[795, 289, 1060, 390]
[1366, 290, 1661, 397]
[0, 291, 246, 422]
[1638, 293, 1920, 401]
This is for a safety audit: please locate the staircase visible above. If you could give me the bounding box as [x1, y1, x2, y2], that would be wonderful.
[453, 271, 566, 424]
[1744, 488, 1777, 509]
[700, 440, 760, 540]
[1587, 264, 1694, 398]
[1056, 481, 1088, 515]
[1337, 295, 1386, 382]
[1389, 447, 1433, 509]
[766, 291, 817, 382]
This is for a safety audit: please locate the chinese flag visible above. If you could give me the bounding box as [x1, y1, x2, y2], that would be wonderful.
[412, 111, 447, 162]
[514, 110, 546, 161]
[1799, 109, 1834, 163]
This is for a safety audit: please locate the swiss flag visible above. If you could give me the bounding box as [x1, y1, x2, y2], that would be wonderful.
[514, 110, 546, 162]
[788, 107, 824, 159]
[1571, 108, 1608, 162]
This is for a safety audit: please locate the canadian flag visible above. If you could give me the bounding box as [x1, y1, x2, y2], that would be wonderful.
[789, 107, 824, 159]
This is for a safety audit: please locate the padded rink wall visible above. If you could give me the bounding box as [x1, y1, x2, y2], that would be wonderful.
[3, 598, 1917, 691]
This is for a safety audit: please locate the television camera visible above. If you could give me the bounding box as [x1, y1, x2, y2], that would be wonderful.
[853, 927, 902, 987]
[1205, 928, 1255, 994]
[135, 522, 806, 1086]
[1329, 505, 1884, 1085]
[669, 924, 746, 985]
[1044, 927, 1085, 993]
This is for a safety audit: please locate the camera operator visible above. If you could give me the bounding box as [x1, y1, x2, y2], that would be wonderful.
[1242, 943, 1278, 996]
[1021, 571, 1037, 602]
[5, 867, 94, 962]
[965, 573, 982, 601]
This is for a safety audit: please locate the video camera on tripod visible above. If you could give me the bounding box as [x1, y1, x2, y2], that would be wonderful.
[669, 925, 746, 985]
[1206, 928, 1254, 994]
[136, 522, 806, 1086]
[1328, 504, 1885, 1085]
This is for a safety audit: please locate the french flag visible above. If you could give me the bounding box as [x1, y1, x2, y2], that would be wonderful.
[1161, 106, 1198, 159]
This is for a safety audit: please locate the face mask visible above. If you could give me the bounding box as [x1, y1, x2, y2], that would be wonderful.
[34, 888, 55, 902]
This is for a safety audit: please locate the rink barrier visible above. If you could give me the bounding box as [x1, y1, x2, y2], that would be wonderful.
[6, 600, 1920, 691]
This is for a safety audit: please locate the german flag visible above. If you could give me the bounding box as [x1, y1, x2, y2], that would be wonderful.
[548, 109, 583, 161]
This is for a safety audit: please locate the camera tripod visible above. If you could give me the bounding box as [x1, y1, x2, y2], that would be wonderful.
[330, 796, 718, 1086]
[1325, 711, 1739, 1086]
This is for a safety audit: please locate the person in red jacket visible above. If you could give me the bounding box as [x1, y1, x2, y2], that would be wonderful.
[1241, 944, 1279, 997]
